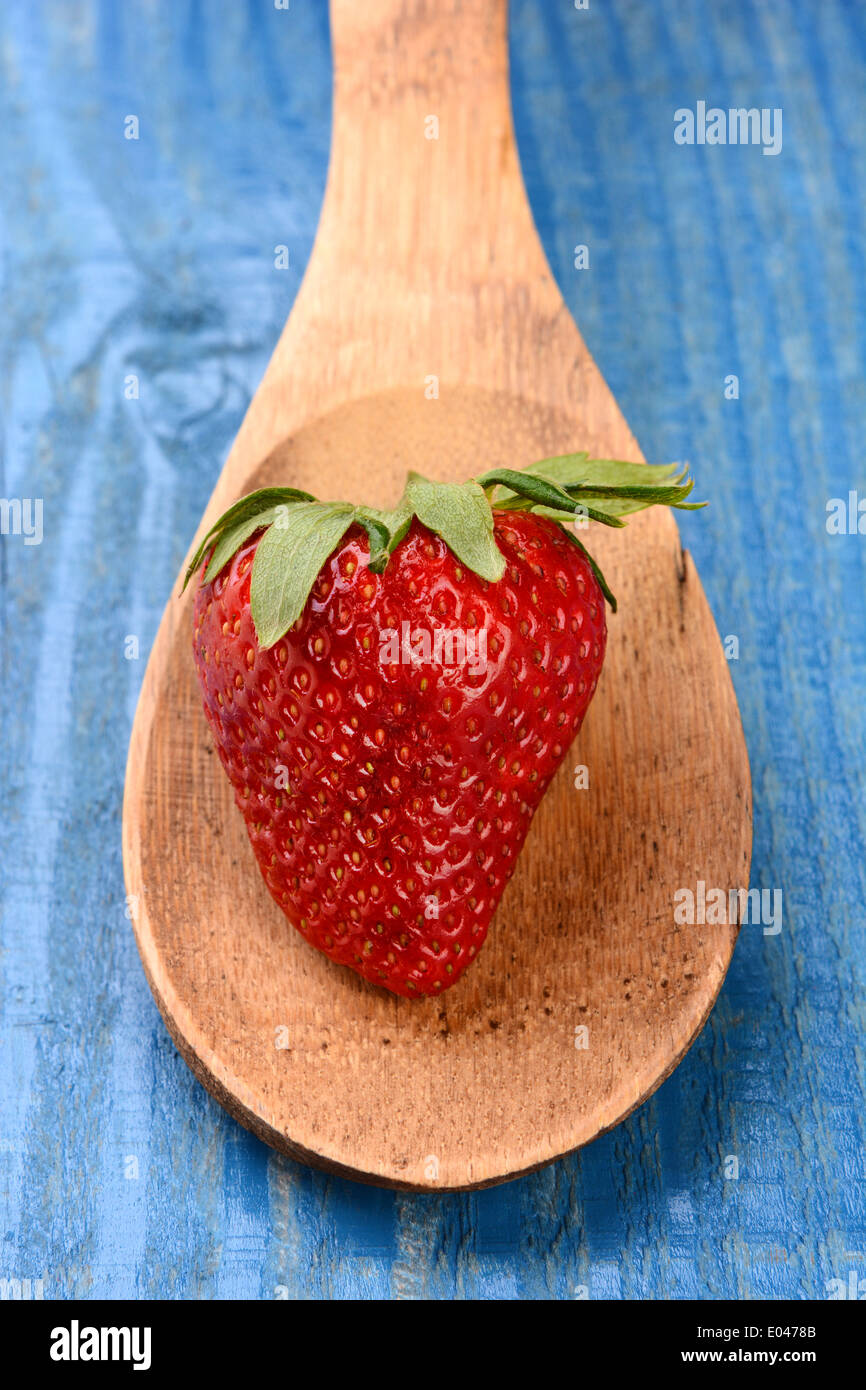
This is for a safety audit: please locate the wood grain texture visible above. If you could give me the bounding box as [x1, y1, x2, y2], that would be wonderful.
[3, 0, 864, 1297]
[123, 0, 750, 1190]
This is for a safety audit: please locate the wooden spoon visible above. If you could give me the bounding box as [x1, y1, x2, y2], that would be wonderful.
[123, 0, 751, 1190]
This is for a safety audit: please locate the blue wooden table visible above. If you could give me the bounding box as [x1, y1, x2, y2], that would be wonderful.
[1, 0, 864, 1300]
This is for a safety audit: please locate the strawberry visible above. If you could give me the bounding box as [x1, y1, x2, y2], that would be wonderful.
[185, 457, 701, 996]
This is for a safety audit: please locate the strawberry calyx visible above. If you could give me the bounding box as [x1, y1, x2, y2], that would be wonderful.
[183, 455, 703, 645]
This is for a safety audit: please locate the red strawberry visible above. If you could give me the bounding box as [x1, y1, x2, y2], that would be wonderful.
[186, 458, 701, 996]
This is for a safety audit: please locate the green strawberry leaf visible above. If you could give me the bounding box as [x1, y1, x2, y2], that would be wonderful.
[203, 507, 278, 583]
[563, 531, 618, 612]
[486, 456, 699, 522]
[183, 486, 315, 590]
[474, 468, 578, 511]
[250, 502, 356, 647]
[480, 458, 703, 527]
[475, 469, 627, 528]
[403, 473, 506, 582]
[353, 509, 395, 574]
[361, 502, 413, 559]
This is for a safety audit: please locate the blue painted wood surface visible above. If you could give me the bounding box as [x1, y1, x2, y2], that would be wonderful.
[1, 0, 864, 1300]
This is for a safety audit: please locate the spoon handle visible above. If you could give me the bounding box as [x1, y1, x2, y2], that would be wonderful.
[309, 0, 551, 303]
[224, 0, 579, 504]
